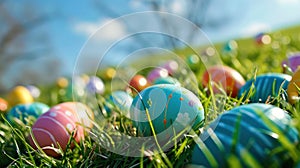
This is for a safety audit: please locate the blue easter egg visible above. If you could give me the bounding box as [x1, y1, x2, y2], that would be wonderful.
[86, 76, 105, 95]
[191, 103, 298, 167]
[107, 91, 133, 117]
[25, 85, 41, 98]
[7, 102, 50, 124]
[153, 76, 181, 86]
[238, 73, 291, 103]
[130, 84, 205, 136]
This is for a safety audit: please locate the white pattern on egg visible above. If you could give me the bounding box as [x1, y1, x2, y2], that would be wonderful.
[50, 112, 57, 117]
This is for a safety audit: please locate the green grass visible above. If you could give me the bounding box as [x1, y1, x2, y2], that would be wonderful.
[1, 25, 300, 167]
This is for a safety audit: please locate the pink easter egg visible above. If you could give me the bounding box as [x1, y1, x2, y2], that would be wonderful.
[147, 67, 169, 83]
[29, 102, 94, 157]
[58, 102, 94, 129]
[161, 60, 179, 75]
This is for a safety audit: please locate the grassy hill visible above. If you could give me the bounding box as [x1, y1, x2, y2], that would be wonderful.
[1, 24, 300, 167]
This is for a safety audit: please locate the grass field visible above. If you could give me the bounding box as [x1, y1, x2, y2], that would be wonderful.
[1, 25, 300, 167]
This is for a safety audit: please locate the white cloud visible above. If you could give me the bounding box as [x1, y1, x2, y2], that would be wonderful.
[170, 0, 186, 15]
[129, 0, 143, 9]
[74, 18, 126, 41]
[277, 0, 300, 4]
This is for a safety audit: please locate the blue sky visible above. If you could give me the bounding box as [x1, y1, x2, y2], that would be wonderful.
[2, 0, 300, 89]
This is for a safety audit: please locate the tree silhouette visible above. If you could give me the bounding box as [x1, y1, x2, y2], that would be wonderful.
[0, 2, 57, 93]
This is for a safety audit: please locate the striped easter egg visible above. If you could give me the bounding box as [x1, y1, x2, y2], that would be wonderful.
[29, 102, 94, 157]
[238, 73, 291, 103]
[58, 102, 94, 129]
[191, 103, 298, 167]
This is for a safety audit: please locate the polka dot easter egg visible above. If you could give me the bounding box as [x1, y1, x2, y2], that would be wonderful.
[130, 84, 205, 137]
[7, 86, 34, 107]
[238, 73, 291, 103]
[58, 102, 95, 130]
[29, 102, 94, 157]
[191, 103, 298, 167]
[202, 65, 245, 97]
[7, 102, 49, 124]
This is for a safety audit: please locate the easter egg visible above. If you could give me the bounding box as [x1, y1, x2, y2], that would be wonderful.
[161, 60, 179, 75]
[153, 76, 181, 86]
[129, 75, 150, 93]
[57, 102, 94, 129]
[0, 97, 8, 113]
[130, 84, 205, 137]
[287, 68, 300, 104]
[223, 40, 238, 53]
[7, 86, 34, 107]
[29, 102, 94, 157]
[86, 76, 105, 95]
[56, 77, 69, 88]
[147, 67, 169, 83]
[282, 53, 300, 72]
[106, 91, 133, 117]
[202, 65, 245, 97]
[104, 67, 116, 80]
[191, 103, 298, 167]
[65, 76, 86, 100]
[7, 102, 49, 124]
[255, 33, 271, 45]
[25, 85, 41, 98]
[186, 54, 200, 71]
[238, 73, 291, 103]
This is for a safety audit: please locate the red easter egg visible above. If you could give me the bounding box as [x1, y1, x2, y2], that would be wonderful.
[29, 102, 94, 157]
[202, 65, 245, 97]
[129, 75, 150, 93]
[0, 97, 8, 113]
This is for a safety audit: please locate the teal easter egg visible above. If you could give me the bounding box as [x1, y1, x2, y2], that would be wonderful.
[191, 103, 298, 167]
[238, 73, 291, 103]
[130, 84, 205, 136]
[7, 102, 49, 124]
[107, 91, 133, 117]
[153, 76, 181, 86]
[65, 76, 86, 100]
[186, 54, 200, 71]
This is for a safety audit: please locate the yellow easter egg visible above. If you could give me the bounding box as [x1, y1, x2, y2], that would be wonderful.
[287, 68, 300, 104]
[105, 68, 116, 80]
[56, 77, 69, 88]
[7, 86, 34, 107]
[80, 74, 90, 84]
